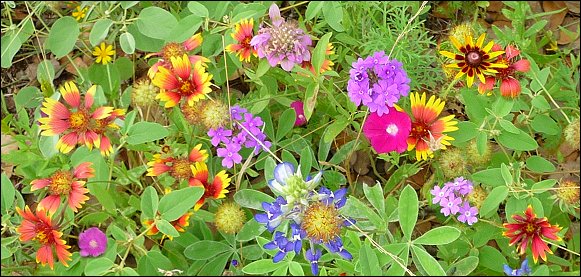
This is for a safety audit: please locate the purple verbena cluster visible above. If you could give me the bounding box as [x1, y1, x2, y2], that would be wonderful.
[347, 51, 411, 116]
[207, 105, 271, 168]
[430, 177, 479, 225]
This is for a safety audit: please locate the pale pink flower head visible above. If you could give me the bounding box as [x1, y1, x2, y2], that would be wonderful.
[363, 107, 411, 154]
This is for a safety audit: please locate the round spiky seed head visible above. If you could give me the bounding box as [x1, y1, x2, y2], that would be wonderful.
[564, 117, 580, 150]
[214, 202, 246, 234]
[466, 138, 492, 168]
[132, 79, 159, 108]
[181, 101, 206, 126]
[449, 23, 474, 43]
[437, 147, 467, 179]
[554, 180, 580, 207]
[467, 185, 488, 210]
[201, 100, 230, 130]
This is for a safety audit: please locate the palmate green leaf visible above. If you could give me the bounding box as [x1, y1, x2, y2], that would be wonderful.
[127, 122, 169, 145]
[363, 182, 384, 217]
[198, 252, 232, 276]
[359, 243, 381, 276]
[137, 250, 173, 276]
[237, 218, 266, 242]
[158, 186, 203, 221]
[234, 189, 275, 211]
[141, 186, 158, 219]
[399, 185, 418, 241]
[411, 245, 446, 276]
[46, 17, 79, 58]
[342, 196, 385, 231]
[242, 260, 286, 275]
[480, 186, 509, 218]
[413, 226, 460, 245]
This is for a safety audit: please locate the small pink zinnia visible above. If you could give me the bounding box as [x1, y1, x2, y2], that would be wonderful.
[478, 44, 530, 98]
[363, 107, 411, 154]
[290, 100, 307, 126]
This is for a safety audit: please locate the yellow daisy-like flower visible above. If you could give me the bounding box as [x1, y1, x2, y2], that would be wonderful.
[72, 6, 88, 21]
[406, 92, 459, 161]
[92, 42, 115, 65]
[439, 33, 507, 88]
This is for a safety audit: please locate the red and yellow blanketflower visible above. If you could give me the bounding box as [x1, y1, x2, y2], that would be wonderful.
[439, 33, 507, 88]
[143, 211, 193, 238]
[16, 206, 72, 269]
[406, 92, 458, 161]
[301, 43, 335, 74]
[151, 54, 213, 108]
[146, 33, 208, 79]
[226, 18, 257, 62]
[477, 44, 531, 98]
[190, 162, 231, 210]
[38, 81, 124, 156]
[503, 205, 562, 263]
[146, 144, 209, 186]
[30, 162, 94, 215]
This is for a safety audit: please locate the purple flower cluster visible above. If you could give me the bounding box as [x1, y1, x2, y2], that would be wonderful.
[250, 3, 312, 71]
[208, 105, 271, 168]
[347, 51, 411, 116]
[430, 177, 479, 225]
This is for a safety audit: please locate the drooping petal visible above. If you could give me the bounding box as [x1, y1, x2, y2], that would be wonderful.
[31, 178, 51, 191]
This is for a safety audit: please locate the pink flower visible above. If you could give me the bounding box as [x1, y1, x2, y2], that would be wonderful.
[290, 101, 307, 126]
[363, 107, 411, 154]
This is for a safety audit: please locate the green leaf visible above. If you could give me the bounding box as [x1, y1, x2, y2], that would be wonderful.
[198, 252, 232, 276]
[89, 19, 113, 46]
[1, 19, 34, 68]
[324, 116, 349, 143]
[1, 173, 15, 215]
[306, 1, 325, 20]
[84, 257, 114, 276]
[141, 186, 159, 219]
[127, 24, 164, 52]
[498, 119, 520, 134]
[299, 147, 313, 176]
[46, 17, 79, 58]
[525, 155, 556, 173]
[530, 114, 560, 135]
[531, 96, 551, 111]
[312, 32, 332, 76]
[322, 2, 344, 32]
[480, 186, 509, 218]
[242, 260, 286, 275]
[88, 64, 120, 96]
[237, 218, 266, 242]
[450, 256, 479, 276]
[411, 245, 446, 275]
[413, 226, 460, 245]
[449, 121, 478, 145]
[121, 1, 139, 9]
[158, 186, 204, 221]
[167, 14, 203, 43]
[360, 243, 381, 276]
[231, 3, 266, 24]
[492, 97, 514, 117]
[500, 163, 512, 186]
[363, 182, 384, 217]
[127, 122, 169, 145]
[288, 261, 304, 276]
[531, 179, 556, 194]
[39, 135, 59, 159]
[136, 7, 178, 40]
[119, 32, 136, 54]
[476, 132, 488, 155]
[304, 82, 319, 121]
[37, 59, 55, 84]
[15, 86, 42, 108]
[478, 245, 507, 272]
[342, 196, 385, 230]
[188, 1, 209, 17]
[234, 189, 275, 211]
[399, 185, 418, 241]
[497, 129, 538, 151]
[137, 250, 173, 276]
[276, 108, 296, 141]
[115, 57, 133, 81]
[156, 219, 180, 238]
[78, 212, 110, 226]
[472, 168, 505, 187]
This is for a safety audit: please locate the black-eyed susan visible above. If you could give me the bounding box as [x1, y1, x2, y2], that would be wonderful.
[439, 33, 507, 88]
[92, 42, 115, 65]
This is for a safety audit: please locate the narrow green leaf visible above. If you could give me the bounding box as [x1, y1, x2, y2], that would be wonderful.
[158, 186, 204, 221]
[498, 119, 520, 134]
[242, 260, 286, 275]
[411, 245, 446, 275]
[1, 173, 15, 215]
[184, 240, 233, 260]
[37, 59, 55, 84]
[450, 256, 479, 276]
[399, 185, 418, 241]
[323, 116, 349, 143]
[500, 163, 512, 186]
[413, 226, 460, 245]
[140, 186, 158, 219]
[198, 252, 232, 276]
[480, 186, 509, 218]
[312, 32, 332, 75]
[299, 147, 313, 176]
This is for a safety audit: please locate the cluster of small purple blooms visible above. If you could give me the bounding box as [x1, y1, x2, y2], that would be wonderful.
[430, 177, 479, 225]
[207, 105, 271, 168]
[347, 51, 411, 116]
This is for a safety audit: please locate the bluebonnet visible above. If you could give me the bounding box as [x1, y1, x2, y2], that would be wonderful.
[503, 259, 531, 276]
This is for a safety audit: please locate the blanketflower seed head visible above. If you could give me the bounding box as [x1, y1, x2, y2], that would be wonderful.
[437, 147, 467, 178]
[477, 44, 531, 97]
[30, 162, 94, 214]
[564, 117, 580, 149]
[363, 106, 412, 154]
[466, 138, 491, 168]
[131, 79, 159, 108]
[147, 144, 209, 186]
[214, 202, 246, 234]
[200, 100, 230, 130]
[250, 3, 312, 71]
[467, 185, 488, 210]
[503, 205, 562, 263]
[78, 227, 107, 257]
[406, 92, 458, 160]
[72, 6, 88, 21]
[550, 179, 580, 214]
[503, 258, 532, 276]
[449, 23, 474, 44]
[181, 101, 205, 126]
[146, 33, 208, 79]
[226, 18, 257, 62]
[93, 42, 115, 65]
[439, 33, 508, 87]
[190, 162, 231, 210]
[16, 206, 72, 269]
[290, 100, 307, 127]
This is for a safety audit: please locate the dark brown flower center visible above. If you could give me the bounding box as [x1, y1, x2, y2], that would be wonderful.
[34, 223, 54, 244]
[50, 170, 73, 195]
[466, 51, 483, 67]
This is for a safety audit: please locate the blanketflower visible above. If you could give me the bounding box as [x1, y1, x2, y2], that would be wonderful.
[250, 3, 312, 71]
[503, 205, 562, 263]
[406, 92, 458, 161]
[146, 33, 208, 79]
[16, 206, 72, 269]
[78, 227, 107, 257]
[347, 51, 410, 116]
[92, 42, 115, 65]
[503, 258, 532, 276]
[39, 81, 123, 156]
[146, 144, 209, 186]
[477, 44, 531, 97]
[143, 211, 193, 238]
[152, 54, 213, 108]
[439, 33, 507, 87]
[363, 106, 411, 154]
[72, 6, 87, 21]
[226, 18, 257, 62]
[190, 162, 231, 210]
[31, 162, 94, 214]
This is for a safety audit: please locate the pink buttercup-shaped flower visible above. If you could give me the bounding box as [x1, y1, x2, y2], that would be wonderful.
[363, 107, 411, 154]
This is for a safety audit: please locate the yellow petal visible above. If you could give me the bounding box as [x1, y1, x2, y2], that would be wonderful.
[439, 50, 457, 60]
[476, 33, 486, 48]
